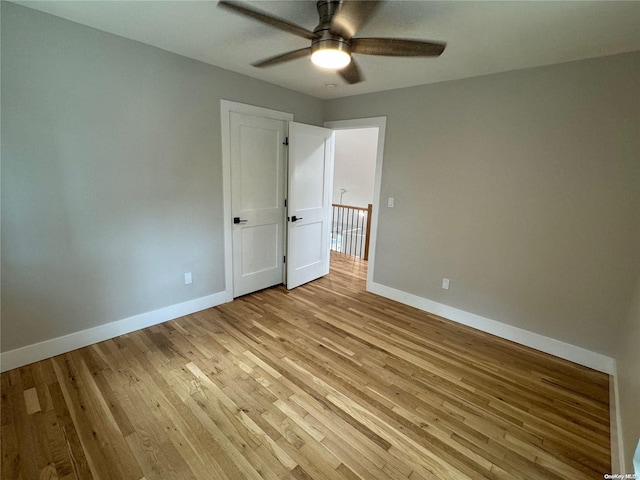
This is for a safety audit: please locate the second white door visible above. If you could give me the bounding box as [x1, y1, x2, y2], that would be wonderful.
[286, 122, 334, 289]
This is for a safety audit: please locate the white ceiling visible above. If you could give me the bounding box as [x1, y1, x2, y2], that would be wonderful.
[14, 0, 640, 99]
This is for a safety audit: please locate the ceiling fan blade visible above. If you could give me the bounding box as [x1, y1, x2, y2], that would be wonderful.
[330, 1, 381, 40]
[252, 48, 311, 68]
[338, 59, 363, 84]
[352, 38, 446, 57]
[218, 1, 319, 41]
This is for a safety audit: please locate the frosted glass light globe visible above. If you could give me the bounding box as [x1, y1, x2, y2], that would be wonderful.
[311, 49, 351, 69]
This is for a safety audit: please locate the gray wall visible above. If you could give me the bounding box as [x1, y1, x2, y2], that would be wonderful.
[325, 52, 640, 358]
[1, 3, 323, 351]
[619, 277, 640, 471]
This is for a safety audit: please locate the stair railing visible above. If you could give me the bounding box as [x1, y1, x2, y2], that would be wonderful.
[330, 203, 373, 260]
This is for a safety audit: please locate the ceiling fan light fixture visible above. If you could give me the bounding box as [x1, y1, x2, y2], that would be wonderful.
[311, 48, 351, 69]
[310, 32, 352, 70]
[219, 0, 446, 85]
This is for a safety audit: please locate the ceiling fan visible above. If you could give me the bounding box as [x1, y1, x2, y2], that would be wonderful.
[218, 0, 446, 84]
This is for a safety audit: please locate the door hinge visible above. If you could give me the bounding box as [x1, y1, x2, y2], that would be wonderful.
[283, 255, 286, 263]
[283, 137, 289, 146]
[284, 199, 287, 207]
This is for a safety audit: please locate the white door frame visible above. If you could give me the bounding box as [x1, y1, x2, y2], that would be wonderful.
[221, 100, 293, 301]
[324, 117, 387, 292]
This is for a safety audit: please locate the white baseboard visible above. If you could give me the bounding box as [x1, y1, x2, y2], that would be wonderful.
[367, 281, 616, 375]
[0, 291, 228, 373]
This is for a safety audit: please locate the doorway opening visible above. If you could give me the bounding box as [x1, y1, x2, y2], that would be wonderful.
[325, 117, 387, 292]
[330, 127, 379, 260]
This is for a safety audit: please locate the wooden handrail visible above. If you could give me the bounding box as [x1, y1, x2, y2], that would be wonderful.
[331, 203, 369, 211]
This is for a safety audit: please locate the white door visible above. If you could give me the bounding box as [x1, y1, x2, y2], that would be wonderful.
[286, 122, 335, 289]
[230, 112, 287, 297]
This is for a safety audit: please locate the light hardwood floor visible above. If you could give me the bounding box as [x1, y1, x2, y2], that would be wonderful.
[1, 252, 610, 479]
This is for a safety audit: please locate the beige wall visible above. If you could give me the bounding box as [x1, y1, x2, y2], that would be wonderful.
[0, 3, 323, 351]
[325, 52, 640, 358]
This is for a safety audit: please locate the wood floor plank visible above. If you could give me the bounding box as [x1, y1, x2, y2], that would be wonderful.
[47, 379, 93, 480]
[51, 354, 141, 480]
[1, 252, 611, 479]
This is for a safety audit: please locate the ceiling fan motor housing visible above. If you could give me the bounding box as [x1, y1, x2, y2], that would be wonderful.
[312, 0, 352, 56]
[311, 32, 351, 57]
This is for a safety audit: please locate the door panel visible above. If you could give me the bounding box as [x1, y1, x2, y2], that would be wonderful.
[239, 125, 281, 209]
[231, 112, 286, 297]
[293, 221, 324, 267]
[287, 122, 334, 289]
[240, 224, 279, 274]
[291, 134, 326, 210]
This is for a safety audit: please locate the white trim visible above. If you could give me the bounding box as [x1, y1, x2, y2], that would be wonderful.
[0, 291, 227, 373]
[368, 280, 616, 374]
[220, 100, 294, 300]
[610, 372, 625, 474]
[323, 117, 386, 293]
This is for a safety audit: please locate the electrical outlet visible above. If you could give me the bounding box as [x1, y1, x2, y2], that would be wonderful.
[184, 272, 193, 285]
[388, 197, 395, 208]
[442, 278, 450, 290]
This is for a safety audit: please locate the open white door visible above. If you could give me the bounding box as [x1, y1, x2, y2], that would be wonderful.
[230, 111, 287, 297]
[286, 122, 334, 289]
